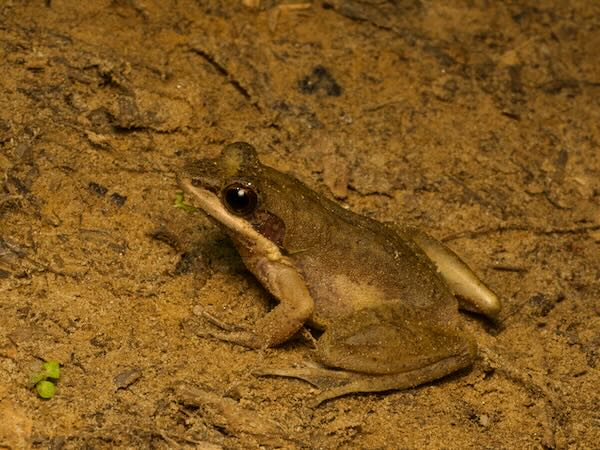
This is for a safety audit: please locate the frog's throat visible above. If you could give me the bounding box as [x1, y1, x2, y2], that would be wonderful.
[181, 180, 282, 262]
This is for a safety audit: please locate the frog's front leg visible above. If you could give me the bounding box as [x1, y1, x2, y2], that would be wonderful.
[202, 255, 315, 349]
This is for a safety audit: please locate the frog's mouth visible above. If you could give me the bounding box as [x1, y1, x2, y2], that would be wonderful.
[180, 179, 282, 261]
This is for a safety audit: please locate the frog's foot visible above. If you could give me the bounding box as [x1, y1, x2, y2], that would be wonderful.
[193, 305, 265, 346]
[193, 305, 242, 332]
[192, 296, 313, 349]
[254, 351, 473, 407]
[191, 316, 266, 348]
[254, 363, 354, 390]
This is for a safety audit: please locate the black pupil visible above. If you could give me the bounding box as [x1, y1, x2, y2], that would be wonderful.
[224, 185, 255, 213]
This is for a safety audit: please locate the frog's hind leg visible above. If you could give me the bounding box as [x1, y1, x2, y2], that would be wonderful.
[255, 306, 478, 406]
[404, 227, 501, 318]
[254, 349, 475, 407]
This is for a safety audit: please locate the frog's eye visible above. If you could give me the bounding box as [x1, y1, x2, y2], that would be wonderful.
[222, 183, 258, 215]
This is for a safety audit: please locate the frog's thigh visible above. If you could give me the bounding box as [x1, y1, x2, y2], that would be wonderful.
[405, 227, 501, 317]
[317, 308, 476, 376]
[309, 312, 476, 403]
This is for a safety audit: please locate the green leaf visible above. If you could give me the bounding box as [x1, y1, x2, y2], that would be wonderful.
[174, 191, 198, 213]
[43, 360, 60, 379]
[36, 380, 56, 399]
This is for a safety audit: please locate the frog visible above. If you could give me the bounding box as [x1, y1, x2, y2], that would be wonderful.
[179, 142, 501, 405]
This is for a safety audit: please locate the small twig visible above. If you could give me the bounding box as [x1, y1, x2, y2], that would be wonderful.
[0, 194, 23, 207]
[442, 223, 600, 242]
[491, 265, 528, 273]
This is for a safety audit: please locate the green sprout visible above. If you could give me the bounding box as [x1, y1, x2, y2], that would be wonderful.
[36, 380, 56, 399]
[29, 360, 60, 399]
[42, 360, 60, 379]
[174, 191, 198, 213]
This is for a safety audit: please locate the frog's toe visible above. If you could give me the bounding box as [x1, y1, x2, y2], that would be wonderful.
[310, 385, 361, 407]
[194, 327, 231, 341]
[253, 365, 353, 389]
[193, 305, 242, 331]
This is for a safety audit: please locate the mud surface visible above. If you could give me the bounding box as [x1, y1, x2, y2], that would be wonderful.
[1, 1, 599, 448]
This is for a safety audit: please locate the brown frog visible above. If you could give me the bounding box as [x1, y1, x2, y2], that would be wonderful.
[179, 142, 501, 405]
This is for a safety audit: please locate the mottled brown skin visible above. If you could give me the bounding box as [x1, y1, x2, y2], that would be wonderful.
[181, 142, 501, 405]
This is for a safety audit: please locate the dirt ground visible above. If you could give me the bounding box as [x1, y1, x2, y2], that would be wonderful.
[1, 0, 599, 448]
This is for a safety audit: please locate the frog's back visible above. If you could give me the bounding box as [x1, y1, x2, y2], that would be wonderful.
[291, 206, 460, 328]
